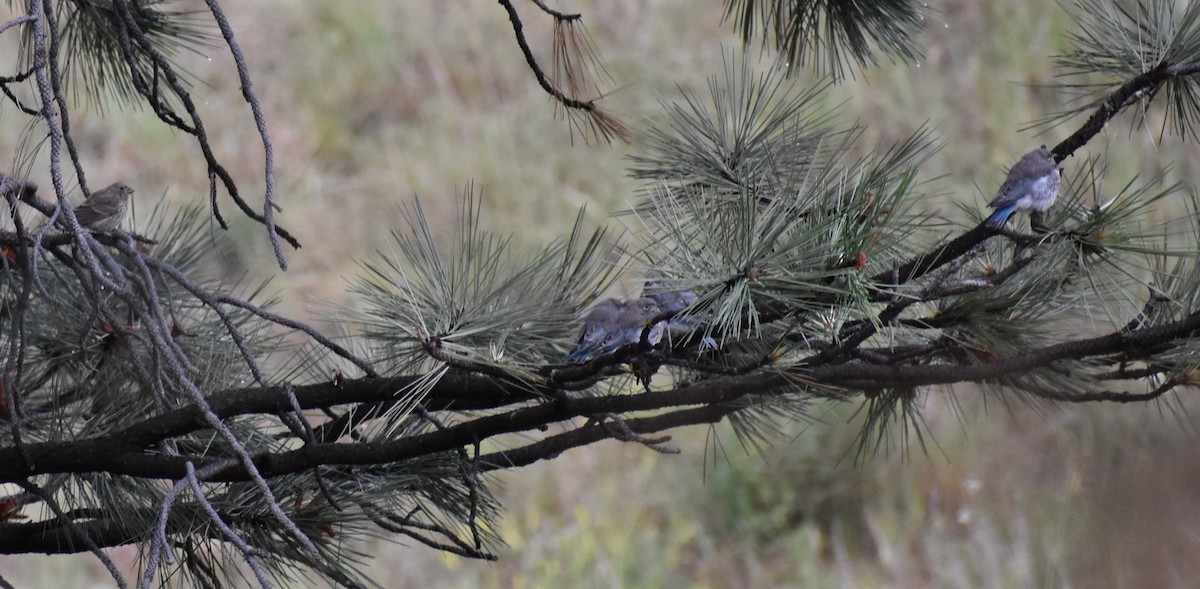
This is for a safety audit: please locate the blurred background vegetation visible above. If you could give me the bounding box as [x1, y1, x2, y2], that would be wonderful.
[4, 0, 1200, 586]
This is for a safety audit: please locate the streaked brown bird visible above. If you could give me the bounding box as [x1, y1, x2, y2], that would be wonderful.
[74, 182, 133, 232]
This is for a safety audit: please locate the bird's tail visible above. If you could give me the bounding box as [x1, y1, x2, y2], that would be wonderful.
[984, 205, 1016, 229]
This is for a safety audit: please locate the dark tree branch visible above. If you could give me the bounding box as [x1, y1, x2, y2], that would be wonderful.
[497, 0, 628, 143]
[109, 0, 302, 253]
[1057, 61, 1200, 158]
[2, 297, 1198, 501]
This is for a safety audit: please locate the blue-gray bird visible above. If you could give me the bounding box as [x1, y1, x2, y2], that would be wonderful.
[985, 146, 1060, 229]
[568, 298, 623, 363]
[644, 282, 697, 315]
[597, 297, 663, 355]
[643, 273, 717, 350]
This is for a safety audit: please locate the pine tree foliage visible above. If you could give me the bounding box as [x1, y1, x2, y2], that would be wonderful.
[38, 0, 214, 108]
[722, 0, 927, 80]
[4, 0, 1200, 587]
[1048, 0, 1200, 141]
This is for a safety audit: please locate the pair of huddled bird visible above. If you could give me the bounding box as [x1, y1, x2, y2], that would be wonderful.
[567, 275, 712, 363]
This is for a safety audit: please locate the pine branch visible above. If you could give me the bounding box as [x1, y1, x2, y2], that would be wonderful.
[497, 0, 628, 144]
[722, 0, 926, 80]
[3, 292, 1198, 497]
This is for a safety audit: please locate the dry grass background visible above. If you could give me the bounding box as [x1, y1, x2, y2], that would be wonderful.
[4, 0, 1200, 587]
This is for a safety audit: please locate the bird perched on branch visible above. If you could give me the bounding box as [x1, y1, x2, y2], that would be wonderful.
[568, 297, 663, 363]
[599, 296, 663, 354]
[644, 274, 697, 315]
[985, 146, 1060, 229]
[643, 273, 717, 350]
[568, 298, 623, 363]
[74, 182, 134, 232]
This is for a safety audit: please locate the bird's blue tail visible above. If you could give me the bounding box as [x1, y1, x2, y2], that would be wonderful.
[985, 205, 1016, 229]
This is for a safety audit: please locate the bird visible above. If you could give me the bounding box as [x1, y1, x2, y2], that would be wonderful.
[643, 273, 698, 315]
[597, 296, 663, 354]
[568, 296, 666, 363]
[984, 146, 1060, 229]
[643, 272, 717, 350]
[568, 298, 623, 363]
[74, 182, 134, 232]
